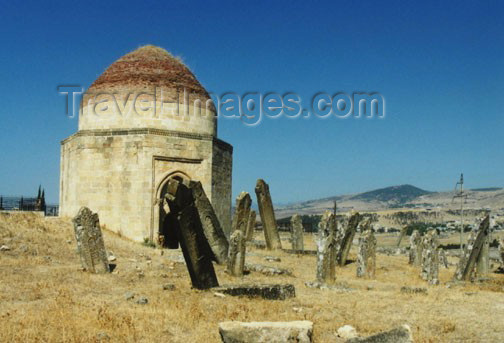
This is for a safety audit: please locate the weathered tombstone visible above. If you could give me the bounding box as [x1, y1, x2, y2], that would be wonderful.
[408, 230, 422, 266]
[356, 220, 376, 278]
[245, 210, 256, 241]
[164, 179, 219, 289]
[72, 207, 110, 274]
[227, 230, 246, 276]
[189, 181, 229, 265]
[347, 324, 413, 343]
[316, 211, 336, 284]
[232, 192, 252, 235]
[438, 248, 449, 268]
[336, 212, 361, 267]
[255, 179, 282, 250]
[290, 214, 304, 251]
[213, 284, 296, 300]
[396, 226, 408, 247]
[420, 229, 439, 285]
[454, 215, 490, 281]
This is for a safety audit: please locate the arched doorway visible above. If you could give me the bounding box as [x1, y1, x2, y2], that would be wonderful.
[155, 172, 190, 248]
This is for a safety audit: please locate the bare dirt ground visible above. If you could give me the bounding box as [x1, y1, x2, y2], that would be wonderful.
[1, 212, 504, 342]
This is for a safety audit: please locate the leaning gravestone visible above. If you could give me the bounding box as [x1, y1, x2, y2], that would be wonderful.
[165, 179, 219, 289]
[290, 214, 304, 251]
[356, 220, 376, 278]
[420, 229, 439, 285]
[316, 211, 337, 284]
[72, 207, 110, 274]
[245, 210, 257, 241]
[189, 181, 229, 265]
[396, 226, 408, 247]
[337, 212, 361, 267]
[454, 215, 490, 281]
[232, 192, 252, 235]
[255, 179, 282, 250]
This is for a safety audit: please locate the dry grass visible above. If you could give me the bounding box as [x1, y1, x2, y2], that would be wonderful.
[1, 213, 504, 342]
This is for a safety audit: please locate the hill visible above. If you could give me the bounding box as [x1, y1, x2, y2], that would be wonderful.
[350, 184, 431, 204]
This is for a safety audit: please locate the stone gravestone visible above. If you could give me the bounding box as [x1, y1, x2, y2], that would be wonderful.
[227, 192, 251, 276]
[454, 215, 490, 281]
[420, 229, 439, 285]
[408, 230, 422, 266]
[245, 210, 256, 241]
[396, 226, 408, 247]
[72, 207, 110, 274]
[290, 214, 304, 251]
[356, 219, 376, 278]
[164, 179, 219, 289]
[255, 179, 282, 250]
[316, 211, 337, 284]
[189, 181, 229, 265]
[438, 248, 449, 268]
[499, 238, 504, 267]
[336, 212, 361, 267]
[227, 230, 246, 276]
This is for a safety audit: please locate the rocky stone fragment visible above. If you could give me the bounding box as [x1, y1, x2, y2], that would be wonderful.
[245, 263, 293, 276]
[338, 325, 358, 339]
[346, 324, 413, 343]
[212, 284, 296, 300]
[290, 214, 304, 251]
[255, 179, 282, 250]
[162, 283, 176, 291]
[72, 207, 110, 273]
[264, 256, 281, 262]
[400, 286, 427, 294]
[219, 320, 313, 343]
[189, 181, 229, 265]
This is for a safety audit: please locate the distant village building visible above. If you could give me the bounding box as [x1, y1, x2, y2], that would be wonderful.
[60, 46, 233, 243]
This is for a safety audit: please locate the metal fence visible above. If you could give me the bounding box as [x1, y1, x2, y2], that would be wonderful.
[0, 196, 59, 216]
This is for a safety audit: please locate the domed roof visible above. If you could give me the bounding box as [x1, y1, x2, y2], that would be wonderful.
[87, 45, 210, 101]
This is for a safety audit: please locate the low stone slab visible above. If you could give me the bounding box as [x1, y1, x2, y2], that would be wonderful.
[245, 263, 293, 276]
[400, 286, 427, 295]
[283, 249, 317, 255]
[219, 321, 313, 343]
[346, 324, 413, 343]
[212, 284, 296, 300]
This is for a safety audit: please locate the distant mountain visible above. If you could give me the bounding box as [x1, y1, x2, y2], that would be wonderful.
[350, 184, 431, 204]
[275, 184, 504, 218]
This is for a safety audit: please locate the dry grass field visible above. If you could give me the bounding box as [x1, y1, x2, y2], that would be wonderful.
[1, 212, 504, 342]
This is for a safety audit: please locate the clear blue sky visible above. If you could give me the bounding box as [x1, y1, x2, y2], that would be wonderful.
[0, 0, 503, 204]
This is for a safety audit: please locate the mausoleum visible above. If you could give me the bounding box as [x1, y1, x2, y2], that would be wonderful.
[60, 45, 233, 243]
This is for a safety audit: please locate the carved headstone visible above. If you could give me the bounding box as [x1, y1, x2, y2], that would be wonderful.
[189, 181, 229, 265]
[396, 226, 408, 247]
[438, 248, 448, 268]
[420, 229, 439, 285]
[255, 179, 282, 250]
[316, 211, 336, 284]
[336, 212, 361, 267]
[499, 238, 504, 267]
[72, 207, 110, 274]
[245, 210, 256, 241]
[290, 214, 304, 251]
[454, 215, 490, 281]
[408, 230, 423, 266]
[356, 220, 376, 278]
[227, 230, 246, 276]
[165, 179, 219, 289]
[232, 192, 252, 235]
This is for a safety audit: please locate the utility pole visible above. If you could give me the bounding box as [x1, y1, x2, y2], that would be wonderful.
[452, 173, 467, 254]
